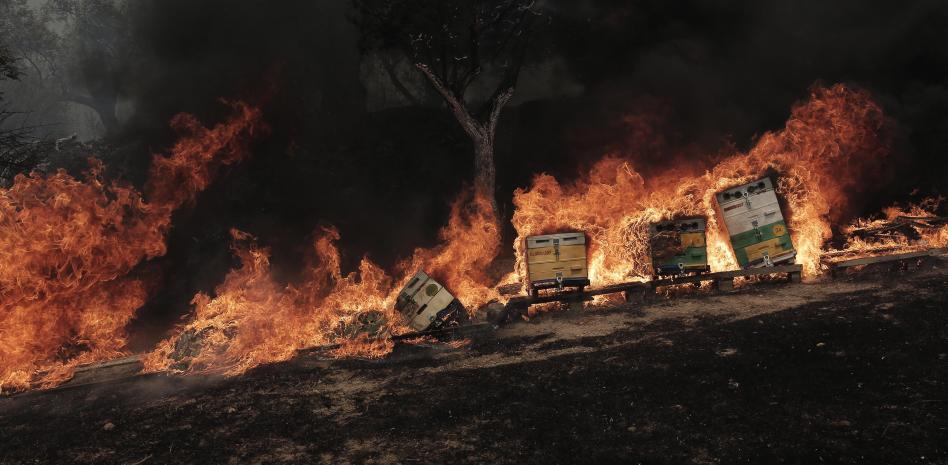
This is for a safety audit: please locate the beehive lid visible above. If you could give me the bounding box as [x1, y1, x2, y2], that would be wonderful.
[715, 177, 775, 205]
[649, 217, 707, 235]
[526, 232, 585, 248]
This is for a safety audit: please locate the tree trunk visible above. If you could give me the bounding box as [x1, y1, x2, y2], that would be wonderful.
[473, 136, 499, 217]
[414, 64, 513, 223]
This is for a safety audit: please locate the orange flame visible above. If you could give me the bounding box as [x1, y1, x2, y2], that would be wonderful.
[0, 102, 262, 391]
[13, 83, 937, 389]
[510, 84, 888, 283]
[143, 187, 500, 375]
[828, 197, 947, 259]
[143, 228, 398, 375]
[145, 84, 911, 379]
[396, 188, 502, 309]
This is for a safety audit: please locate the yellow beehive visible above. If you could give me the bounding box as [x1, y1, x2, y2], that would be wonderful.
[526, 232, 589, 291]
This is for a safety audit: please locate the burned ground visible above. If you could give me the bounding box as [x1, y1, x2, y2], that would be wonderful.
[1, 266, 947, 465]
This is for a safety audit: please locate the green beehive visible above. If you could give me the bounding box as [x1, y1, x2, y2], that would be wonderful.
[715, 177, 796, 268]
[648, 217, 710, 276]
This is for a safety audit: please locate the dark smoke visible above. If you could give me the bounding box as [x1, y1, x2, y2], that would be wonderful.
[40, 0, 944, 347]
[511, 0, 948, 202]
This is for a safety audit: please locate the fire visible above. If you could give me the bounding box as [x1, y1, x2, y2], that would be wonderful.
[143, 228, 398, 375]
[827, 197, 948, 260]
[143, 187, 500, 375]
[143, 84, 920, 378]
[396, 188, 502, 309]
[888, 199, 948, 248]
[0, 102, 262, 392]
[9, 82, 937, 389]
[511, 84, 888, 284]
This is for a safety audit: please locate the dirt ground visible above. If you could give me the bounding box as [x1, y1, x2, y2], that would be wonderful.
[1, 263, 947, 464]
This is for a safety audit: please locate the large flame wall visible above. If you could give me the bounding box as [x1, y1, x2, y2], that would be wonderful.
[143, 187, 500, 375]
[511, 84, 888, 283]
[6, 84, 944, 391]
[0, 103, 262, 391]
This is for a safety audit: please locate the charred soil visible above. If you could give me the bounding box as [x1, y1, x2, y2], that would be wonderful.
[1, 266, 947, 464]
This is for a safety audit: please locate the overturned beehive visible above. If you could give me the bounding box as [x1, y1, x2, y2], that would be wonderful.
[395, 270, 468, 332]
[649, 217, 710, 276]
[715, 177, 796, 268]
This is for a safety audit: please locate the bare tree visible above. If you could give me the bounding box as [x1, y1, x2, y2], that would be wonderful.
[354, 0, 543, 216]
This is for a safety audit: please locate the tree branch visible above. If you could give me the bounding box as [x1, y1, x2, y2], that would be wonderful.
[415, 63, 484, 141]
[486, 87, 515, 137]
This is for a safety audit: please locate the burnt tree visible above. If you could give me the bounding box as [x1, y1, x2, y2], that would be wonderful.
[354, 0, 542, 216]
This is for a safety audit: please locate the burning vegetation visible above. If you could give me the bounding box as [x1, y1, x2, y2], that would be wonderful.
[510, 84, 891, 284]
[827, 197, 948, 261]
[143, 187, 500, 375]
[2, 84, 947, 393]
[0, 102, 262, 391]
[142, 84, 947, 380]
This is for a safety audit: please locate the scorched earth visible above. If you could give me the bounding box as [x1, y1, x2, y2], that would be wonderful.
[1, 263, 946, 465]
